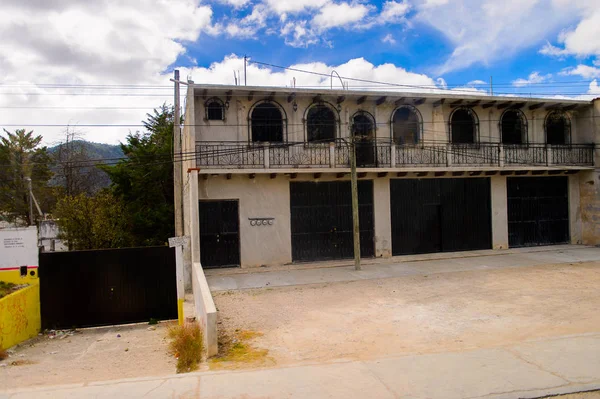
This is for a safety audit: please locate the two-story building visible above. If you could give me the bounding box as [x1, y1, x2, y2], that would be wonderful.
[180, 84, 600, 269]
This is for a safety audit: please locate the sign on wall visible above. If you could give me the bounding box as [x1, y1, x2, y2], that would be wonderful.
[0, 227, 38, 269]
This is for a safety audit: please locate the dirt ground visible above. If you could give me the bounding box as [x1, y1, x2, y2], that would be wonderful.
[213, 261, 600, 368]
[0, 322, 176, 390]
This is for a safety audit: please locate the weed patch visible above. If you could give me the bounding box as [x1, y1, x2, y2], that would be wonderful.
[210, 329, 271, 370]
[168, 323, 204, 373]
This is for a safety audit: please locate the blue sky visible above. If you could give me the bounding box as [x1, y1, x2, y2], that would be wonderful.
[0, 0, 599, 143]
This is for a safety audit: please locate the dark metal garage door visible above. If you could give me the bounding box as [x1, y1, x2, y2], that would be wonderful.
[290, 180, 375, 262]
[391, 178, 492, 255]
[507, 176, 569, 248]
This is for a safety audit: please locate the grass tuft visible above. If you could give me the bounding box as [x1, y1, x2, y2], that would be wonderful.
[168, 322, 204, 373]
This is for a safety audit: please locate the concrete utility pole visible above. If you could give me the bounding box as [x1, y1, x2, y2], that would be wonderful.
[173, 70, 183, 237]
[349, 135, 361, 271]
[26, 177, 34, 226]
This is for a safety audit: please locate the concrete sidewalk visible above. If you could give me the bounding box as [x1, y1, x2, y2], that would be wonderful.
[3, 333, 600, 399]
[207, 245, 600, 291]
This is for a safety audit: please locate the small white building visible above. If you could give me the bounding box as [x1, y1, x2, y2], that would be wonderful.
[180, 85, 600, 269]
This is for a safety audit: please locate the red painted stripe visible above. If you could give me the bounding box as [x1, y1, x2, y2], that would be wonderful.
[0, 266, 39, 271]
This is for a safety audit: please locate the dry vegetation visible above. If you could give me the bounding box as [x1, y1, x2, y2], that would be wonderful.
[168, 322, 204, 373]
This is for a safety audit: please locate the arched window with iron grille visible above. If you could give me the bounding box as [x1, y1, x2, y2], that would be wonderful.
[250, 101, 285, 143]
[205, 98, 225, 121]
[545, 111, 571, 145]
[306, 103, 338, 143]
[500, 109, 528, 145]
[352, 111, 376, 167]
[450, 107, 479, 144]
[391, 105, 422, 145]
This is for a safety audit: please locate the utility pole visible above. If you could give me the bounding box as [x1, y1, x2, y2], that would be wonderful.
[490, 76, 493, 96]
[173, 70, 183, 237]
[26, 177, 34, 226]
[349, 134, 361, 271]
[244, 55, 247, 86]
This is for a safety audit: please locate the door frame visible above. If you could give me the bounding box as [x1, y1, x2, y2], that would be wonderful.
[198, 199, 242, 268]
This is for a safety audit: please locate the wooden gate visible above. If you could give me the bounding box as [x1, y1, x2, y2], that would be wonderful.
[39, 246, 177, 329]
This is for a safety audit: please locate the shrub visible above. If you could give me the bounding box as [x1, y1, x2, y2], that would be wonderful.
[168, 323, 204, 373]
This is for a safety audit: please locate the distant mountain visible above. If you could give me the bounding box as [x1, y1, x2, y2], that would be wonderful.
[48, 141, 124, 192]
[48, 141, 123, 161]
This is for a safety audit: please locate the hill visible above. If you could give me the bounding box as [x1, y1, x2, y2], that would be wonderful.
[48, 141, 124, 192]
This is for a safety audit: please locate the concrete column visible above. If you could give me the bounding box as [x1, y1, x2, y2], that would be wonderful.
[373, 177, 392, 257]
[490, 175, 509, 249]
[189, 170, 201, 264]
[569, 174, 582, 244]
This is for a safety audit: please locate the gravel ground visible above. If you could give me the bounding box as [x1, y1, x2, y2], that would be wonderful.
[0, 322, 176, 390]
[213, 261, 600, 368]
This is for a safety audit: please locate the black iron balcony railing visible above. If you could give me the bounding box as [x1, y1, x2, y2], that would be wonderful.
[195, 141, 595, 169]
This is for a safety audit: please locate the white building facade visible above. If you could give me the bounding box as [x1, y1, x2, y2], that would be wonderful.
[181, 85, 600, 269]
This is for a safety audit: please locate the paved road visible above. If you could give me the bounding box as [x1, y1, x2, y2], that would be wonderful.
[3, 333, 600, 399]
[206, 245, 600, 291]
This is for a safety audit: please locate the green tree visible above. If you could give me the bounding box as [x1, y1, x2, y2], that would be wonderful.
[53, 191, 132, 250]
[102, 105, 175, 246]
[0, 129, 53, 225]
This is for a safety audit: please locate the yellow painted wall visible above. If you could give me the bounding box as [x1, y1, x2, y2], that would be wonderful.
[0, 268, 39, 284]
[0, 278, 41, 350]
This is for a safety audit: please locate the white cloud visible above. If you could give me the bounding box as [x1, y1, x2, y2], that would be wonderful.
[312, 2, 372, 30]
[415, 0, 578, 73]
[588, 80, 600, 95]
[512, 72, 552, 87]
[540, 2, 600, 58]
[181, 55, 443, 93]
[218, 0, 252, 8]
[0, 0, 215, 144]
[379, 1, 410, 23]
[539, 41, 567, 58]
[382, 33, 396, 44]
[281, 21, 320, 47]
[467, 80, 487, 85]
[264, 0, 329, 14]
[560, 65, 600, 79]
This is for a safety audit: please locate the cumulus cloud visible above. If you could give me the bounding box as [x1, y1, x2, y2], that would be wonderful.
[0, 0, 215, 144]
[379, 1, 411, 23]
[512, 72, 552, 87]
[415, 0, 579, 73]
[560, 65, 600, 79]
[382, 33, 396, 44]
[312, 3, 373, 30]
[182, 55, 441, 92]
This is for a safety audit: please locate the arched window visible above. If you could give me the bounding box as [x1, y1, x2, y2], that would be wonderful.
[500, 109, 527, 145]
[545, 111, 571, 145]
[392, 106, 422, 144]
[306, 103, 337, 142]
[250, 102, 284, 143]
[352, 111, 376, 167]
[205, 98, 225, 121]
[450, 108, 478, 144]
[352, 111, 375, 139]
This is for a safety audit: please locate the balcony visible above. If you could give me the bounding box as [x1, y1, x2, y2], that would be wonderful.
[195, 141, 595, 171]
